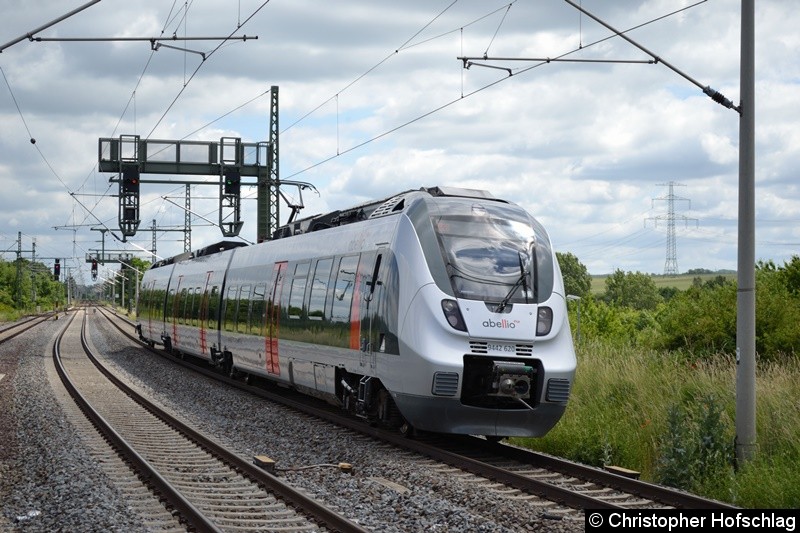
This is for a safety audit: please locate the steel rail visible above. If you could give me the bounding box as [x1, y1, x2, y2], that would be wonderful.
[53, 311, 219, 532]
[0, 314, 56, 344]
[478, 438, 739, 510]
[90, 307, 369, 533]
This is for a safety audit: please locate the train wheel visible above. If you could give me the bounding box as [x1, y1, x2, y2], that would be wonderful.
[399, 419, 416, 438]
[376, 389, 391, 425]
[221, 352, 233, 376]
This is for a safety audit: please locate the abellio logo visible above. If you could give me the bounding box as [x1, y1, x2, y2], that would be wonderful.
[482, 318, 520, 329]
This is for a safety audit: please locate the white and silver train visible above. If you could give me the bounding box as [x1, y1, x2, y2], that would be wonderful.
[137, 186, 576, 437]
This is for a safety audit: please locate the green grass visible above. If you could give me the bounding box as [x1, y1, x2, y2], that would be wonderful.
[0, 304, 25, 323]
[511, 339, 800, 508]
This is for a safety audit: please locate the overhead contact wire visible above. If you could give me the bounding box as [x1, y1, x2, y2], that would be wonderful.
[288, 0, 709, 179]
[145, 0, 273, 139]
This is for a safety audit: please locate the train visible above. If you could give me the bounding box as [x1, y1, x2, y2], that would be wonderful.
[136, 186, 576, 437]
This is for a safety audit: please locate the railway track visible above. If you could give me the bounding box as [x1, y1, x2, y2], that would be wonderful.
[0, 313, 53, 344]
[98, 306, 737, 519]
[410, 434, 739, 511]
[55, 308, 367, 532]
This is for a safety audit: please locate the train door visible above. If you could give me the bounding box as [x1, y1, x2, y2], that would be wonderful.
[265, 261, 287, 375]
[170, 275, 184, 350]
[198, 272, 213, 356]
[360, 248, 386, 370]
[144, 280, 156, 339]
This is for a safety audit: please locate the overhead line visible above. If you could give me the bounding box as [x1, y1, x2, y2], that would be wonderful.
[282, 0, 462, 135]
[560, 0, 737, 112]
[286, 0, 709, 179]
[145, 0, 272, 139]
[72, 0, 180, 230]
[68, 1, 267, 249]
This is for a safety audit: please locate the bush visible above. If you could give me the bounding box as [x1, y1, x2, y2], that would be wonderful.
[603, 270, 662, 311]
[568, 295, 660, 349]
[655, 394, 734, 493]
[557, 252, 592, 298]
[654, 282, 737, 357]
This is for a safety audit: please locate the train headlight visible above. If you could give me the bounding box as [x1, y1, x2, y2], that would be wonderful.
[441, 299, 467, 332]
[536, 306, 553, 336]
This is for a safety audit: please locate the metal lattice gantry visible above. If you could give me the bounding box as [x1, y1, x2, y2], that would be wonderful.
[98, 134, 270, 239]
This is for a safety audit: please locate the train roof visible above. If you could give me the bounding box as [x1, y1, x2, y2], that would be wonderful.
[272, 185, 505, 240]
[148, 186, 505, 268]
[149, 240, 247, 270]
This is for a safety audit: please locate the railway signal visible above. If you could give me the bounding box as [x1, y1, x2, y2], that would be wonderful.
[223, 168, 241, 195]
[121, 166, 140, 193]
[53, 258, 60, 280]
[91, 258, 98, 281]
[118, 165, 141, 238]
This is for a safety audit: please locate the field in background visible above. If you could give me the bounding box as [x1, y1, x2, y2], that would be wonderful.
[590, 272, 737, 294]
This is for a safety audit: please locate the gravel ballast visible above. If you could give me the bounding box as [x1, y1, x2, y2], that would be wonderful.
[1, 312, 585, 532]
[0, 316, 148, 532]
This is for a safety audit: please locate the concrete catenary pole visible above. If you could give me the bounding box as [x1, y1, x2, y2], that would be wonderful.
[736, 0, 756, 464]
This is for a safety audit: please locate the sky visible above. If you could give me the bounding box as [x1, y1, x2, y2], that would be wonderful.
[1, 0, 798, 286]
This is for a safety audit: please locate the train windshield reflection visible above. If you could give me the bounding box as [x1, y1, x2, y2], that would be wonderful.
[433, 212, 544, 304]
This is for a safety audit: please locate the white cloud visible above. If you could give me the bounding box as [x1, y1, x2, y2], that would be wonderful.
[701, 132, 738, 165]
[0, 0, 797, 281]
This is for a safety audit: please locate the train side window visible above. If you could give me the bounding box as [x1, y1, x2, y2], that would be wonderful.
[166, 289, 176, 320]
[224, 286, 238, 332]
[184, 288, 193, 326]
[174, 289, 185, 324]
[331, 255, 359, 323]
[237, 285, 251, 333]
[138, 286, 149, 320]
[250, 284, 267, 335]
[288, 262, 310, 319]
[308, 258, 333, 321]
[181, 288, 190, 325]
[206, 286, 220, 330]
[146, 286, 154, 318]
[156, 288, 164, 320]
[187, 287, 198, 327]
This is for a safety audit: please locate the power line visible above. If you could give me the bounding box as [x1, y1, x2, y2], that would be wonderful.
[286, 1, 710, 180]
[282, 0, 462, 136]
[145, 0, 272, 139]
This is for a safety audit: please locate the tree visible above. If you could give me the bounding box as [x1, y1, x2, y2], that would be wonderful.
[778, 255, 800, 295]
[654, 281, 737, 356]
[557, 252, 592, 298]
[603, 270, 661, 311]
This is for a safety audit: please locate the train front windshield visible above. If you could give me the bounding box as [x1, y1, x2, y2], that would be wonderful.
[431, 201, 554, 305]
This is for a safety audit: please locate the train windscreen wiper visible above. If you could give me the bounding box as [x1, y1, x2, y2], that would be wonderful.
[495, 252, 529, 313]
